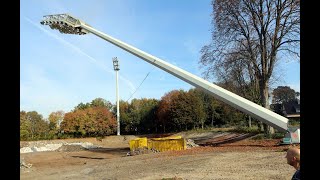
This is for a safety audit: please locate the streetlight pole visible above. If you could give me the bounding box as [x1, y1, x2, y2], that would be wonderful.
[113, 57, 120, 136]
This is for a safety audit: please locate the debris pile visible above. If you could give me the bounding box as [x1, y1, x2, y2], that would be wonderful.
[20, 142, 102, 153]
[56, 144, 87, 152]
[127, 147, 160, 156]
[20, 158, 32, 169]
[20, 143, 63, 153]
[186, 139, 199, 149]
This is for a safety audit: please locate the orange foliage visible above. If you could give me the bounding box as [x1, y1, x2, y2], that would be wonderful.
[61, 107, 116, 136]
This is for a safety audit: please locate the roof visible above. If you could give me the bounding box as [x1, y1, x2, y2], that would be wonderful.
[271, 99, 300, 117]
[283, 99, 300, 115]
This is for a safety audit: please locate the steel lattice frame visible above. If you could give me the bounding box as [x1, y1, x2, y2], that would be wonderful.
[40, 14, 88, 35]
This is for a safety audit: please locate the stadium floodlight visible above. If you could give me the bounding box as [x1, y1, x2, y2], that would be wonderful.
[40, 14, 89, 35]
[112, 57, 120, 136]
[41, 13, 297, 140]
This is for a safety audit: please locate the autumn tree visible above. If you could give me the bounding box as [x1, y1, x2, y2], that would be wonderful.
[48, 110, 65, 133]
[61, 107, 116, 137]
[156, 90, 181, 133]
[200, 0, 300, 134]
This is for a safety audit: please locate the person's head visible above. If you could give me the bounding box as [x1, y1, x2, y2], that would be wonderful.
[285, 147, 300, 169]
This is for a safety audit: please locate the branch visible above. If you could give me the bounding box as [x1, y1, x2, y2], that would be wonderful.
[277, 39, 300, 48]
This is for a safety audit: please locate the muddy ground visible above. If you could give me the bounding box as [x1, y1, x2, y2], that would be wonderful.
[20, 132, 300, 180]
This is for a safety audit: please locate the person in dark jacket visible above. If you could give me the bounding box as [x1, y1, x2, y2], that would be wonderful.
[285, 147, 300, 180]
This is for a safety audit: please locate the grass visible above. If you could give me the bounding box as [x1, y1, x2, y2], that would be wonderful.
[176, 126, 264, 135]
[183, 127, 235, 134]
[231, 126, 261, 134]
[251, 132, 285, 140]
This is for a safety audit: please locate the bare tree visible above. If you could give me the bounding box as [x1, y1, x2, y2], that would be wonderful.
[200, 0, 300, 134]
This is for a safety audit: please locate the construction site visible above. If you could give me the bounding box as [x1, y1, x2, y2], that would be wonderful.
[20, 13, 300, 179]
[20, 130, 299, 180]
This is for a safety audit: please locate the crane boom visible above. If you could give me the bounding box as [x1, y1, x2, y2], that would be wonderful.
[40, 14, 291, 133]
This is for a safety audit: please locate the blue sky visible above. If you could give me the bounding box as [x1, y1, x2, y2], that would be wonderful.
[20, 0, 300, 119]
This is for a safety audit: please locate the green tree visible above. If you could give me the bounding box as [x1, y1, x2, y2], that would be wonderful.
[20, 111, 31, 140]
[170, 90, 195, 131]
[119, 100, 131, 134]
[74, 98, 114, 112]
[74, 102, 90, 111]
[90, 98, 114, 110]
[188, 89, 207, 129]
[20, 111, 49, 140]
[272, 86, 298, 104]
[27, 111, 47, 139]
[128, 99, 143, 134]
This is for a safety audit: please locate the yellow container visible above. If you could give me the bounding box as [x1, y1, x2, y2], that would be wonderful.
[129, 137, 147, 151]
[147, 137, 186, 152]
[151, 136, 182, 140]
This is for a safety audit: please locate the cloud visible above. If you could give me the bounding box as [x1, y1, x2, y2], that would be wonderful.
[24, 17, 136, 93]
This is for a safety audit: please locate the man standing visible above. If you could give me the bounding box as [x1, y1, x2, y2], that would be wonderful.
[285, 147, 300, 180]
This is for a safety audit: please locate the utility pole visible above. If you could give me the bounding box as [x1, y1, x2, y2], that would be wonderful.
[113, 57, 120, 135]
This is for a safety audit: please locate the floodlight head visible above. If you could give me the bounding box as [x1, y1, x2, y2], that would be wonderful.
[40, 14, 89, 35]
[112, 57, 120, 71]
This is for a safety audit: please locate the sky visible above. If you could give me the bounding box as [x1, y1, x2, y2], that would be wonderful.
[20, 0, 300, 119]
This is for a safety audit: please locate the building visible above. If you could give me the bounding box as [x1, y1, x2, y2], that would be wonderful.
[270, 99, 300, 121]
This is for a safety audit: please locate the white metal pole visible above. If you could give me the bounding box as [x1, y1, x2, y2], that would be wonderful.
[116, 70, 120, 135]
[81, 24, 288, 132]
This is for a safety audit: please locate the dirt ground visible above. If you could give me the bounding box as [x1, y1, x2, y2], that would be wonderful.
[20, 132, 300, 180]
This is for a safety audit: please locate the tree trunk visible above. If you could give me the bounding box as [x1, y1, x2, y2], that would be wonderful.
[211, 116, 214, 127]
[248, 116, 252, 128]
[257, 121, 263, 131]
[260, 81, 275, 134]
[202, 122, 204, 129]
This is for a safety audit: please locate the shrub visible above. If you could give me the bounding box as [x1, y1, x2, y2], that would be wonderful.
[232, 126, 261, 134]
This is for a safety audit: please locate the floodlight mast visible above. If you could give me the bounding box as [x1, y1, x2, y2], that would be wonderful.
[40, 14, 290, 133]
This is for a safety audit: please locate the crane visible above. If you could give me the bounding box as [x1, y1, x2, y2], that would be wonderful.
[40, 14, 300, 144]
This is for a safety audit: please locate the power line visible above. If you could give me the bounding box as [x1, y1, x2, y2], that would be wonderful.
[126, 67, 156, 102]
